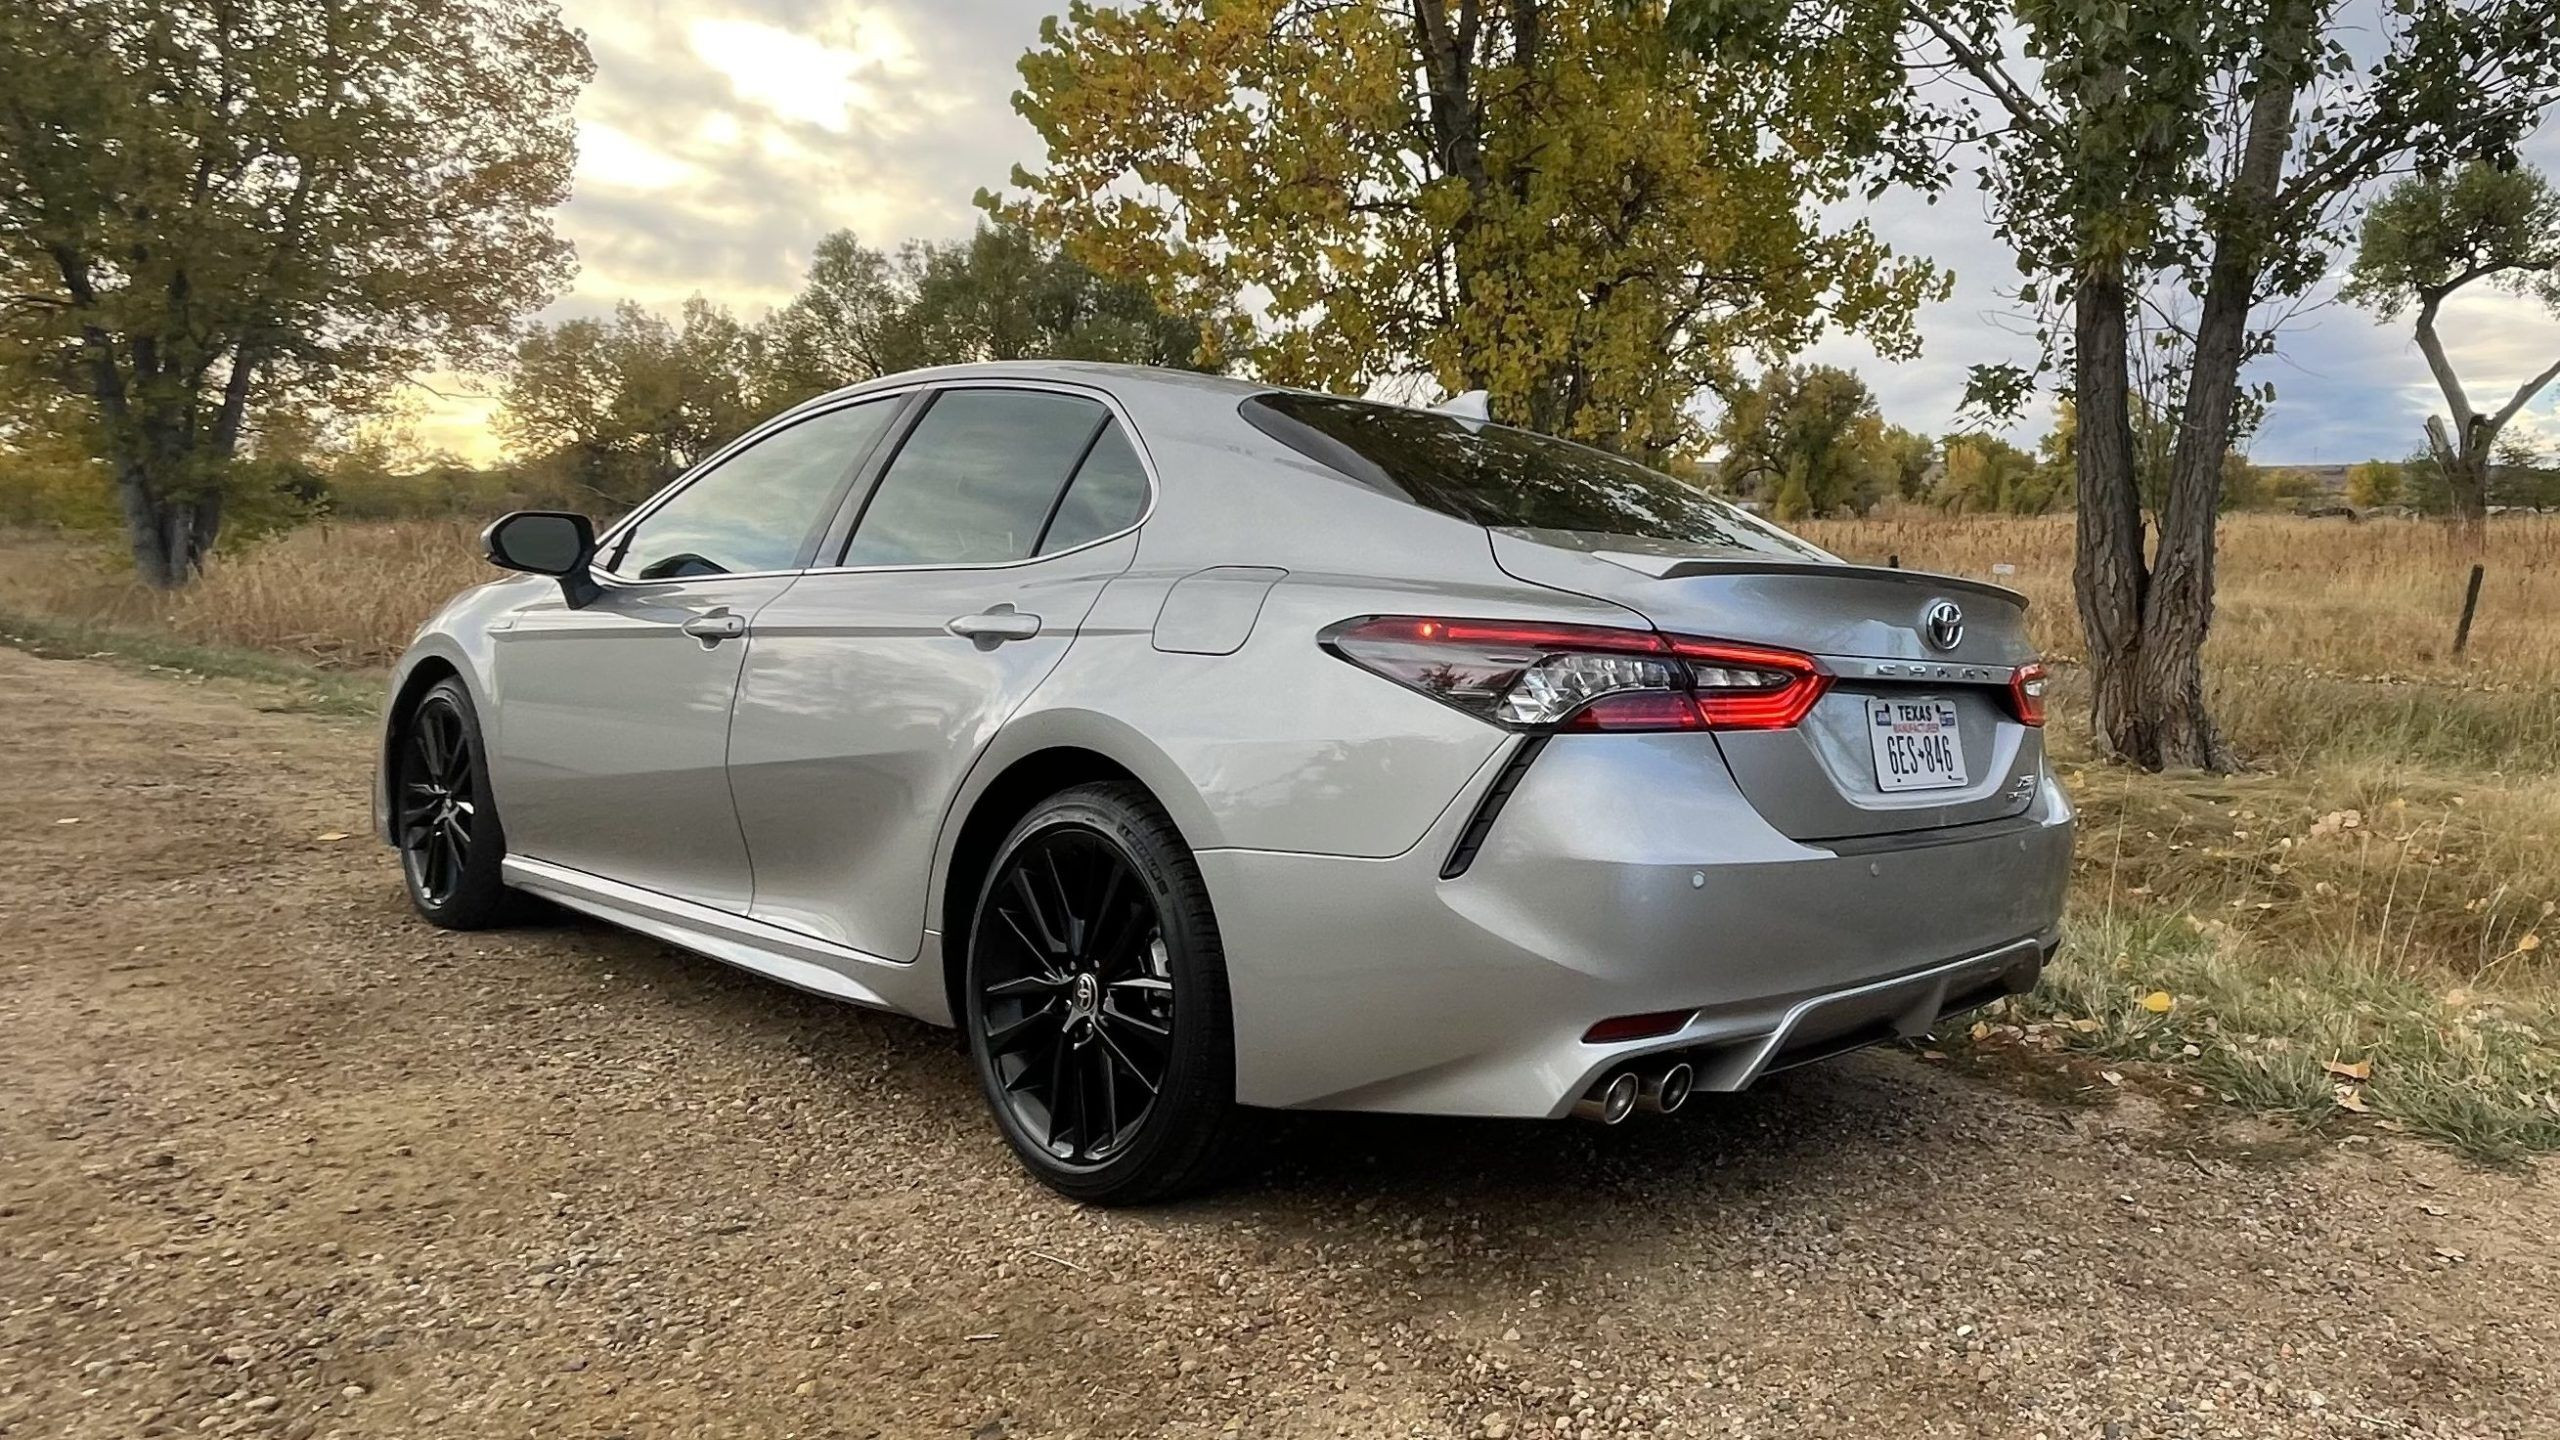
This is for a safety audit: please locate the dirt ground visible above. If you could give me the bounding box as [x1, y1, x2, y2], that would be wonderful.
[3, 646, 2556, 1440]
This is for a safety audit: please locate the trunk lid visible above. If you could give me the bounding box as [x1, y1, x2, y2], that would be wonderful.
[1490, 529, 2045, 842]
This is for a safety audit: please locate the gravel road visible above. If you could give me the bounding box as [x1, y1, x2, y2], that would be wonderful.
[3, 646, 2555, 1440]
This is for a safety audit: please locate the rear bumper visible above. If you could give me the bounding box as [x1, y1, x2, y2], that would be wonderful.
[1198, 731, 2073, 1118]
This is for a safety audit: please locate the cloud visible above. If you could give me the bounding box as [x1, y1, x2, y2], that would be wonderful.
[423, 3, 2560, 472]
[1808, 124, 2560, 463]
[545, 0, 1051, 314]
[685, 14, 925, 132]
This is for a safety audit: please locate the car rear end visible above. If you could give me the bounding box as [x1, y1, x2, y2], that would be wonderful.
[1204, 393, 2072, 1121]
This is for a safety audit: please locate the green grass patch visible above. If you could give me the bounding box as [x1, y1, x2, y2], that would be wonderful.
[0, 606, 386, 720]
[1973, 912, 2560, 1163]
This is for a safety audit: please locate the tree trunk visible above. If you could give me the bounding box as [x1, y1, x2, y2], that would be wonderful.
[2071, 261, 2153, 761]
[2415, 301, 2490, 539]
[2423, 415, 2491, 536]
[2095, 2, 2306, 773]
[114, 460, 182, 590]
[2137, 251, 2253, 773]
[107, 408, 219, 590]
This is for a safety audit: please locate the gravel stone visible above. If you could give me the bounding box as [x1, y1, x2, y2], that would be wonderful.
[2, 648, 2556, 1438]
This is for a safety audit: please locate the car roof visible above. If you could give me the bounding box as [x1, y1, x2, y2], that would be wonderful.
[807, 359, 1275, 410]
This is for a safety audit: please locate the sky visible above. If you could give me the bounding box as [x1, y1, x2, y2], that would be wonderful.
[413, 0, 2560, 468]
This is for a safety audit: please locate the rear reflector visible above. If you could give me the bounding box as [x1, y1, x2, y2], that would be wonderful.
[1582, 1009, 1696, 1044]
[1323, 615, 1830, 734]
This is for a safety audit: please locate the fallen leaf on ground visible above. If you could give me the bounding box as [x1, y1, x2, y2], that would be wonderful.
[2333, 1085, 2370, 1114]
[2139, 991, 2175, 1014]
[2322, 1058, 2373, 1081]
[2071, 1018, 2103, 1033]
[2099, 1071, 2124, 1087]
[317, 832, 350, 842]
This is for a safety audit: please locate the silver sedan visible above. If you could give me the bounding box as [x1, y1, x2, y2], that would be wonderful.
[375, 362, 2073, 1203]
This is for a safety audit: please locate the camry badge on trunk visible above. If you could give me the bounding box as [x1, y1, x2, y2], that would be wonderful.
[1923, 600, 1965, 651]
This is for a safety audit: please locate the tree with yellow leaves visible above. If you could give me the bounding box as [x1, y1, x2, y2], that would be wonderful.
[997, 0, 1944, 459]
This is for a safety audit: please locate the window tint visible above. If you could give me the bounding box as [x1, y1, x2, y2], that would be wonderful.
[841, 389, 1108, 568]
[608, 400, 895, 580]
[1238, 392, 1834, 561]
[1039, 419, 1150, 554]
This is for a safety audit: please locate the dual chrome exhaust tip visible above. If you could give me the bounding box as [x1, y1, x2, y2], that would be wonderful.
[1572, 1061, 1693, 1124]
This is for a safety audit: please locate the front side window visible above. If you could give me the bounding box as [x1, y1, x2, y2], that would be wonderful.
[1238, 391, 1834, 561]
[841, 389, 1113, 568]
[606, 399, 897, 580]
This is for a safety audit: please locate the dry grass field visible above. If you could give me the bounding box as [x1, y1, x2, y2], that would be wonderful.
[3, 512, 2556, 1156]
[0, 519, 488, 669]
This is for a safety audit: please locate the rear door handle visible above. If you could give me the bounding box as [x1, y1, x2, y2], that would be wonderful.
[946, 607, 1041, 645]
[681, 610, 748, 644]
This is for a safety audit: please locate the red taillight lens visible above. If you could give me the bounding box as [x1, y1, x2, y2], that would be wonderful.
[1322, 616, 1830, 733]
[1669, 636, 1833, 729]
[2008, 661, 2049, 727]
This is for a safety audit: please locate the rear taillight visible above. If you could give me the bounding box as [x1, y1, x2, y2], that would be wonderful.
[2008, 662, 2049, 727]
[1321, 616, 1830, 733]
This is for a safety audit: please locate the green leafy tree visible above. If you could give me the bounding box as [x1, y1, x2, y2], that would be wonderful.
[1880, 424, 1937, 503]
[2031, 399, 2079, 514]
[2490, 433, 2560, 508]
[755, 233, 926, 409]
[1938, 431, 2056, 515]
[2344, 163, 2560, 531]
[1001, 0, 1943, 459]
[2345, 460, 2405, 509]
[1712, 365, 1898, 516]
[902, 223, 1241, 377]
[505, 223, 1233, 506]
[501, 299, 762, 509]
[0, 392, 115, 529]
[755, 222, 1239, 411]
[1675, 0, 2560, 771]
[0, 0, 588, 586]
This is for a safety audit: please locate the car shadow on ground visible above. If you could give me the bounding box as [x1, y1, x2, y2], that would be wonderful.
[512, 905, 2029, 1233]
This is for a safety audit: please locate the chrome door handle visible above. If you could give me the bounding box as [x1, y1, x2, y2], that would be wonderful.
[681, 611, 748, 644]
[946, 607, 1041, 644]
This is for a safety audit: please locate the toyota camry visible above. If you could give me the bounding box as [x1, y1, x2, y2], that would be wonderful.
[376, 361, 2073, 1203]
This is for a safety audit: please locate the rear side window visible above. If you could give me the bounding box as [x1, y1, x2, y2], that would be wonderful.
[842, 389, 1109, 567]
[607, 399, 896, 580]
[1239, 391, 1832, 560]
[1039, 419, 1150, 554]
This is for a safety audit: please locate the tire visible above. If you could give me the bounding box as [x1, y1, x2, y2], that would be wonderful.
[392, 677, 521, 931]
[962, 782, 1250, 1204]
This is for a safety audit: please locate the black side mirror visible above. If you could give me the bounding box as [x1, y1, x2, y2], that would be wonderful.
[482, 511, 600, 608]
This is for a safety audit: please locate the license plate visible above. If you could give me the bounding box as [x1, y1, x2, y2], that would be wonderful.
[1867, 696, 1968, 792]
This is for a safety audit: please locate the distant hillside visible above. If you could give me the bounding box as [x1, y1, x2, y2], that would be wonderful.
[2255, 463, 2351, 498]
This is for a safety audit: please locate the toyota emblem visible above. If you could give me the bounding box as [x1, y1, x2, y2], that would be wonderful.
[1923, 599, 1965, 651]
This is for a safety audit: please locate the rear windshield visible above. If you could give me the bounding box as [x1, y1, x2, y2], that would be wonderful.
[1239, 391, 1833, 560]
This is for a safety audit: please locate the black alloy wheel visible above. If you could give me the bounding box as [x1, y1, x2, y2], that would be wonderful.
[398, 694, 479, 908]
[394, 678, 517, 929]
[964, 782, 1246, 1204]
[974, 827, 1176, 1164]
